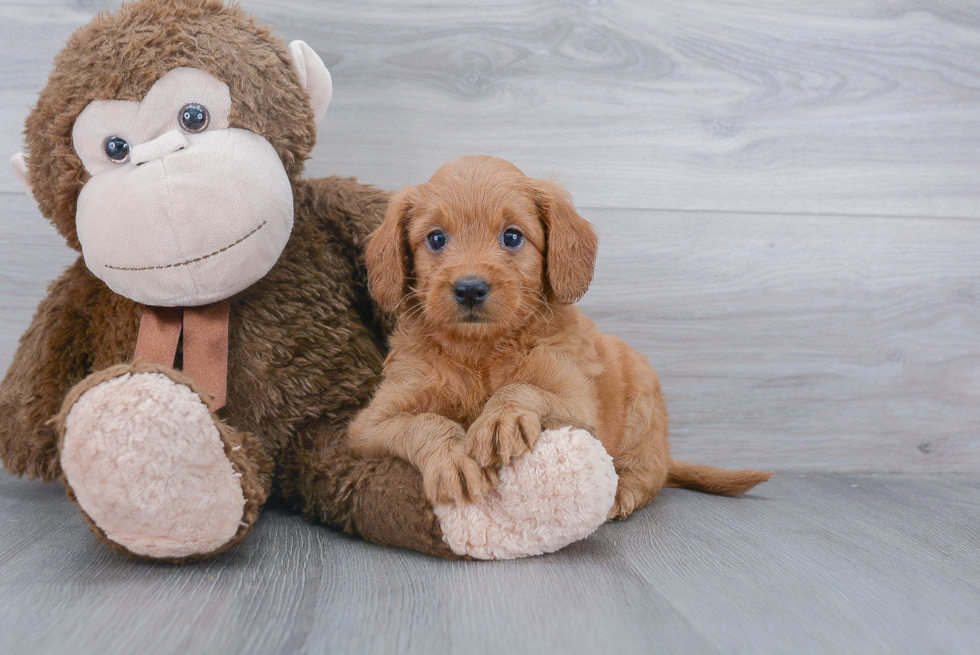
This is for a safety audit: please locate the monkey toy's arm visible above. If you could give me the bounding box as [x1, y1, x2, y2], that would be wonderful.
[0, 259, 96, 481]
[300, 177, 398, 338]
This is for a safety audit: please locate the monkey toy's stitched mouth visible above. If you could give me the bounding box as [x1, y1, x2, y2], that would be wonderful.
[104, 220, 267, 272]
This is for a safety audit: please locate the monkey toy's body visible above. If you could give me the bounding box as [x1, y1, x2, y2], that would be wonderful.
[0, 0, 620, 562]
[0, 0, 455, 561]
[1, 174, 456, 560]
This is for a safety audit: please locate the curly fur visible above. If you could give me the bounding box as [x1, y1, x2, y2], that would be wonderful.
[351, 156, 772, 520]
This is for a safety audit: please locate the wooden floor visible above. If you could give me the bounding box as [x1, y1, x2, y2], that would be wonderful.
[1, 471, 978, 654]
[1, 0, 979, 653]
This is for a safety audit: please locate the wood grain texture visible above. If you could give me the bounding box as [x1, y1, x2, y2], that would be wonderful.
[294, 0, 980, 218]
[580, 208, 980, 473]
[2, 470, 978, 654]
[2, 1, 979, 468]
[3, 193, 977, 473]
[2, 1, 980, 216]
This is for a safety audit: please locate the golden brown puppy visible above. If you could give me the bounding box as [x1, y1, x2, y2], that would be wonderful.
[350, 156, 771, 518]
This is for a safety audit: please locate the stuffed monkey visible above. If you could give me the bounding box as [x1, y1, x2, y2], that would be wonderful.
[0, 0, 616, 562]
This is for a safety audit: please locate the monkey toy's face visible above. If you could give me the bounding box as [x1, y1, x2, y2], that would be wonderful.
[12, 1, 333, 309]
[71, 67, 293, 307]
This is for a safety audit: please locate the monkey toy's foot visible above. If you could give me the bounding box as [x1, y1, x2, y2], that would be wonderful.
[56, 363, 264, 562]
[433, 426, 618, 560]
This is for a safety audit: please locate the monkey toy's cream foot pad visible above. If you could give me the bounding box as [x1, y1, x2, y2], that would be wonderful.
[59, 369, 247, 560]
[434, 426, 619, 560]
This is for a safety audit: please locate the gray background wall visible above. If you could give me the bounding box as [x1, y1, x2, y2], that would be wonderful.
[2, 0, 978, 472]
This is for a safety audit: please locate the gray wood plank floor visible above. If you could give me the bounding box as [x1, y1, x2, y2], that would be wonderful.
[2, 470, 978, 654]
[1, 1, 979, 653]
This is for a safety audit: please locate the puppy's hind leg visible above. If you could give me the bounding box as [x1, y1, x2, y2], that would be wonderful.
[607, 394, 671, 521]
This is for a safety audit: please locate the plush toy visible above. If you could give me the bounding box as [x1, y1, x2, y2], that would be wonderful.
[0, 0, 616, 562]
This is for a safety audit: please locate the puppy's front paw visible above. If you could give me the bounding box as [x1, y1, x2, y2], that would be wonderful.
[466, 405, 541, 469]
[421, 446, 493, 506]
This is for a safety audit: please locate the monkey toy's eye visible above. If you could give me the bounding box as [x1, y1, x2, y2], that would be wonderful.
[501, 228, 524, 250]
[178, 103, 210, 133]
[102, 136, 131, 164]
[426, 230, 448, 252]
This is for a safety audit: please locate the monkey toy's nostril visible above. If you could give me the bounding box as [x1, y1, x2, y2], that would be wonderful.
[453, 277, 489, 309]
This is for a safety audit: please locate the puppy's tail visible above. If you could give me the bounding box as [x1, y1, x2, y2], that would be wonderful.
[666, 459, 772, 496]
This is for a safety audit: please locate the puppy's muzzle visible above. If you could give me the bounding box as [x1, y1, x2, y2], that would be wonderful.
[453, 276, 489, 309]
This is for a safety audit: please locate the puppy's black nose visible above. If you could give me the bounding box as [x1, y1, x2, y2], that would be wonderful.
[453, 277, 489, 309]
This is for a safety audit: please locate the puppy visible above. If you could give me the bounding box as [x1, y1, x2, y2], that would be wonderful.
[350, 156, 771, 517]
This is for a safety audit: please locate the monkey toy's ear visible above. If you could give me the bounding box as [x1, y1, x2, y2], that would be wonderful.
[288, 40, 333, 124]
[10, 152, 32, 199]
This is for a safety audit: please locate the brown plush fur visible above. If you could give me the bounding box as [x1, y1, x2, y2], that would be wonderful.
[350, 156, 772, 516]
[0, 0, 456, 559]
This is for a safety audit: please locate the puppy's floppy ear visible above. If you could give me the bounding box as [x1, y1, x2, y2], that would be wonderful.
[367, 187, 414, 312]
[531, 179, 598, 304]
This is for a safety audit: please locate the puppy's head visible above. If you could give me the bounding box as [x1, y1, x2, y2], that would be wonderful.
[367, 156, 598, 338]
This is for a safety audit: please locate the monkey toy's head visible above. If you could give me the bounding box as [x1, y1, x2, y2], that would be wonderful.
[10, 0, 333, 307]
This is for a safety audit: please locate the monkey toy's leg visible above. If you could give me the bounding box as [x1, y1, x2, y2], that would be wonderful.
[282, 415, 459, 558]
[284, 416, 619, 560]
[54, 362, 272, 562]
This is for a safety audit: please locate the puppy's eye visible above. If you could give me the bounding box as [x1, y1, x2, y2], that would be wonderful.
[501, 228, 524, 250]
[178, 103, 210, 133]
[426, 230, 448, 251]
[103, 136, 131, 163]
